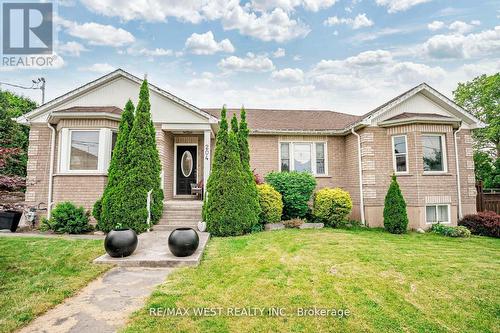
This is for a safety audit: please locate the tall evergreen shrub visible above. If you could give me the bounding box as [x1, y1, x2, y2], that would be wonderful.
[204, 108, 255, 236]
[120, 80, 164, 232]
[383, 174, 409, 234]
[96, 100, 134, 232]
[235, 109, 260, 229]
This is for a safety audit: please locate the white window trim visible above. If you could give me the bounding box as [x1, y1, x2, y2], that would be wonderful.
[422, 133, 448, 174]
[392, 134, 409, 174]
[425, 204, 451, 224]
[59, 128, 113, 174]
[278, 141, 328, 176]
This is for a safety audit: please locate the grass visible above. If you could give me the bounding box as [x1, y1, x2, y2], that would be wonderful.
[124, 228, 500, 333]
[0, 236, 109, 333]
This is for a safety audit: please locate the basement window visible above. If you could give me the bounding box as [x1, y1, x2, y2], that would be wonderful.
[425, 204, 450, 224]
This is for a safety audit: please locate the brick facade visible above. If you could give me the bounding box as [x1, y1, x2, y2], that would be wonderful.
[26, 121, 476, 230]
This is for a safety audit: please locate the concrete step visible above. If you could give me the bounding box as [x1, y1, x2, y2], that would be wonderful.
[160, 214, 201, 222]
[165, 212, 202, 219]
[165, 200, 203, 208]
[154, 224, 198, 231]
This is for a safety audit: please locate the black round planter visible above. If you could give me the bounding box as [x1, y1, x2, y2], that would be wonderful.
[104, 229, 138, 258]
[0, 210, 22, 232]
[168, 227, 199, 257]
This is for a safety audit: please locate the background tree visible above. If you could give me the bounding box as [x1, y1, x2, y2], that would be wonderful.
[453, 73, 500, 159]
[120, 80, 164, 232]
[383, 175, 409, 234]
[96, 100, 135, 231]
[0, 90, 37, 179]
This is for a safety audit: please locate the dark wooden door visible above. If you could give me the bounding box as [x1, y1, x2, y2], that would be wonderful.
[176, 146, 197, 195]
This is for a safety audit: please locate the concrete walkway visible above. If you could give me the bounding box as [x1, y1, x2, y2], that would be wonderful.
[94, 230, 209, 267]
[18, 267, 172, 333]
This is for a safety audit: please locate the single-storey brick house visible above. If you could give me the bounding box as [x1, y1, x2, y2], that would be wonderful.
[17, 69, 484, 230]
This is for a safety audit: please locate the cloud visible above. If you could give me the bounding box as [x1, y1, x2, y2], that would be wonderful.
[423, 26, 500, 59]
[220, 6, 310, 42]
[80, 0, 206, 23]
[428, 20, 444, 31]
[314, 50, 393, 72]
[310, 49, 445, 95]
[186, 72, 228, 89]
[79, 1, 310, 43]
[58, 41, 88, 56]
[323, 13, 373, 29]
[448, 20, 476, 34]
[375, 0, 432, 13]
[78, 63, 115, 73]
[218, 53, 275, 72]
[125, 47, 173, 57]
[185, 31, 235, 55]
[271, 68, 304, 82]
[249, 0, 337, 12]
[273, 48, 286, 58]
[57, 17, 135, 47]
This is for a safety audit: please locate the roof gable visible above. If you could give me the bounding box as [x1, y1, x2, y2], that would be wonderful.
[19, 69, 218, 124]
[359, 83, 484, 129]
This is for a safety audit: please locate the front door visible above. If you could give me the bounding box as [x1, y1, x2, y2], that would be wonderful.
[176, 145, 197, 195]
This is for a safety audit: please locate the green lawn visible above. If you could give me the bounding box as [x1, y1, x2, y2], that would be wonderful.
[0, 237, 108, 333]
[125, 229, 500, 333]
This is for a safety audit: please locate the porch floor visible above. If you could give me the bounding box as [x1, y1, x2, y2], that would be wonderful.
[94, 230, 209, 268]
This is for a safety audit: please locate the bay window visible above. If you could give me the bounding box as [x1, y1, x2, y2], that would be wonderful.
[392, 135, 408, 173]
[422, 134, 447, 172]
[70, 131, 99, 170]
[60, 128, 116, 173]
[279, 142, 327, 175]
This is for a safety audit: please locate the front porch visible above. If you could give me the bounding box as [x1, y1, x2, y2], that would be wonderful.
[157, 124, 215, 201]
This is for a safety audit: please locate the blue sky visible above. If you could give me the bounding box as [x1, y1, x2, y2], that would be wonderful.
[1, 0, 499, 115]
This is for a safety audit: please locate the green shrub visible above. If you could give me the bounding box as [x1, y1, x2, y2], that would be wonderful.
[283, 218, 305, 228]
[383, 175, 409, 234]
[118, 80, 164, 233]
[92, 199, 102, 223]
[204, 108, 256, 236]
[98, 99, 135, 232]
[265, 171, 316, 220]
[45, 202, 92, 234]
[313, 187, 352, 227]
[257, 184, 283, 224]
[430, 223, 471, 238]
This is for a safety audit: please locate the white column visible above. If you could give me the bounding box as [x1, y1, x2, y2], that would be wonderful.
[203, 130, 211, 196]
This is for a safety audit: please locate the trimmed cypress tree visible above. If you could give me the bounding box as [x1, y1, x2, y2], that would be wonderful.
[97, 100, 135, 232]
[236, 108, 260, 229]
[383, 174, 409, 234]
[120, 80, 164, 232]
[204, 108, 254, 236]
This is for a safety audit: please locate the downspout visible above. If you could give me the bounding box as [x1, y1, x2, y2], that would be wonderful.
[351, 128, 365, 225]
[47, 119, 56, 219]
[453, 123, 464, 220]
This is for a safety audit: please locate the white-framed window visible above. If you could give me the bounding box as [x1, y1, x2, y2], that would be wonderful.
[392, 135, 408, 173]
[59, 128, 115, 173]
[425, 204, 450, 224]
[279, 141, 327, 175]
[422, 134, 447, 173]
